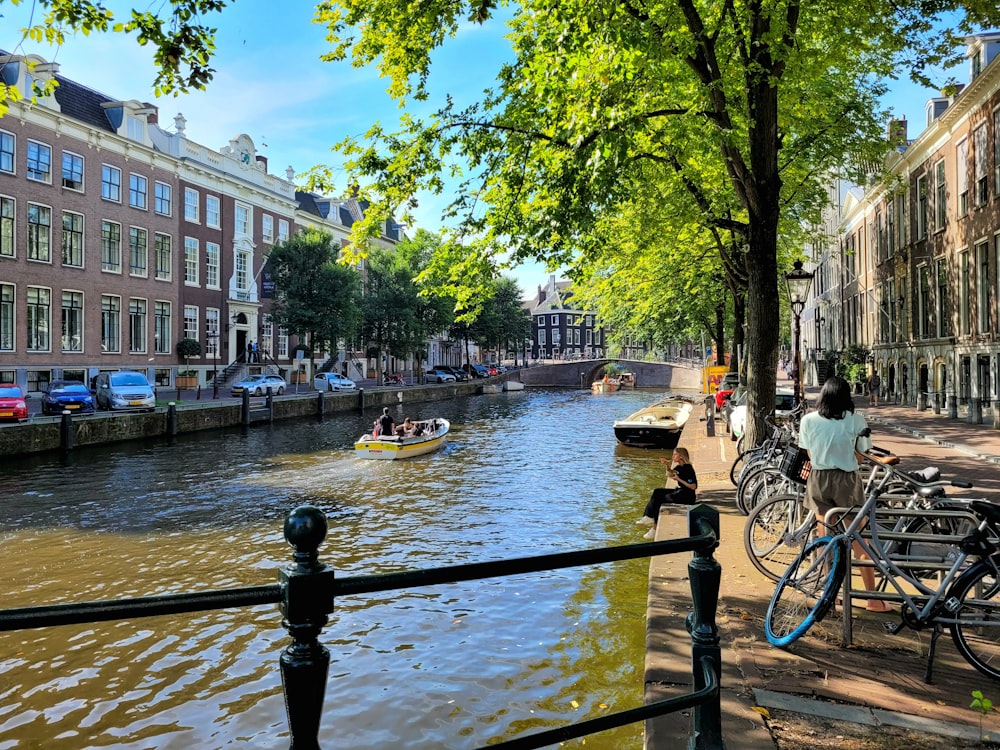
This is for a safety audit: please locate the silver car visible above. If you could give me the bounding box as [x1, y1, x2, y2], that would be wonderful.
[231, 374, 287, 396]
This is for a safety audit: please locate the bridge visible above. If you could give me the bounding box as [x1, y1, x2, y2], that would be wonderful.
[517, 359, 703, 390]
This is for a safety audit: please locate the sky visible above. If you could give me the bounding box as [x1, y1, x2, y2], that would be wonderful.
[0, 1, 970, 297]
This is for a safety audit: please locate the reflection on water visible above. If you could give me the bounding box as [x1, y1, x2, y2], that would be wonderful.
[0, 389, 692, 748]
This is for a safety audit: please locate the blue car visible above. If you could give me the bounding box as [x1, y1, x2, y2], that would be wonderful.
[42, 380, 95, 415]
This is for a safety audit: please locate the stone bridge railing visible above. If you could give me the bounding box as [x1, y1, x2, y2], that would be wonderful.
[518, 360, 702, 390]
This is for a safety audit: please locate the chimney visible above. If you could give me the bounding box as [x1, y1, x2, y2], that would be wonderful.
[887, 118, 907, 145]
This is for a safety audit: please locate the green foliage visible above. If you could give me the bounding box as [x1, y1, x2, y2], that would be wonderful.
[970, 690, 995, 741]
[267, 229, 362, 363]
[176, 337, 202, 359]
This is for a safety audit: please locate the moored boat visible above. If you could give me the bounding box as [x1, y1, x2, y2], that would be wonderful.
[503, 380, 525, 391]
[354, 418, 450, 459]
[592, 377, 620, 394]
[612, 398, 694, 449]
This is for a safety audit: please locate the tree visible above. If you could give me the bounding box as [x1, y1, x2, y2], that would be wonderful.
[314, 0, 1000, 446]
[267, 229, 362, 378]
[176, 337, 201, 373]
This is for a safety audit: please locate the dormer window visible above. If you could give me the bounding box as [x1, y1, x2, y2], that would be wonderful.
[127, 116, 144, 141]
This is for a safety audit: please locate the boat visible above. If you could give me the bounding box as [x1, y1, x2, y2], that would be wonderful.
[503, 380, 525, 391]
[612, 398, 694, 449]
[592, 377, 620, 394]
[619, 372, 636, 389]
[354, 418, 450, 459]
[481, 383, 503, 394]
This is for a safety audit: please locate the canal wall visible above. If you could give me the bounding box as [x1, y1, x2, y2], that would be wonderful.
[0, 380, 488, 457]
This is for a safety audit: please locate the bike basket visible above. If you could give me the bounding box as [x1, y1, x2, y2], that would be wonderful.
[779, 446, 811, 485]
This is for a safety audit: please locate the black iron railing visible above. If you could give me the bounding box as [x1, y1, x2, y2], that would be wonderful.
[0, 504, 724, 750]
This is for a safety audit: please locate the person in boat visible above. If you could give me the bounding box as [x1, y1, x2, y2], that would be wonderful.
[637, 447, 698, 539]
[376, 407, 395, 438]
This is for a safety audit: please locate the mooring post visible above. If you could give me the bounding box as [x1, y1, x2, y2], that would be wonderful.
[316, 391, 325, 421]
[357, 388, 364, 412]
[59, 411, 73, 452]
[242, 389, 250, 426]
[280, 506, 336, 750]
[686, 504, 724, 750]
[167, 402, 178, 436]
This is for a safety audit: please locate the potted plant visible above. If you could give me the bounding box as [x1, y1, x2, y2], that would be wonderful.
[176, 338, 202, 387]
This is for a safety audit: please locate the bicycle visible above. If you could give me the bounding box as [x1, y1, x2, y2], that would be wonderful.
[764, 456, 999, 682]
[744, 450, 966, 583]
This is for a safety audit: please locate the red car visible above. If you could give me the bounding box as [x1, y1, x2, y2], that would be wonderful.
[715, 389, 734, 410]
[0, 383, 28, 421]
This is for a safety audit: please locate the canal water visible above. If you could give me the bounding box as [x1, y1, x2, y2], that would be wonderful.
[0, 388, 691, 749]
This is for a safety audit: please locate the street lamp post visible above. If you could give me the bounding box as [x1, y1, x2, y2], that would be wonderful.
[206, 326, 219, 399]
[784, 260, 815, 408]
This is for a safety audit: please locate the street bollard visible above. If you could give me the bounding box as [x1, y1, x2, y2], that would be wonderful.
[948, 393, 958, 419]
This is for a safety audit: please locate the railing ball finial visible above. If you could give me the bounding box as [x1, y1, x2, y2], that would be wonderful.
[284, 505, 328, 567]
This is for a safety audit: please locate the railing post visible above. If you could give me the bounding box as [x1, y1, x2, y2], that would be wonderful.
[685, 504, 724, 750]
[280, 505, 336, 750]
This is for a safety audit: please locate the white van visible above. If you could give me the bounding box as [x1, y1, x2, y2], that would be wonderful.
[94, 371, 156, 412]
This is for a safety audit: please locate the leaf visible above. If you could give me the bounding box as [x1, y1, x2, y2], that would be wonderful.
[752, 706, 771, 719]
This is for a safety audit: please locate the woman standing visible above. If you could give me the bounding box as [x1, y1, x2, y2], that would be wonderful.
[798, 376, 889, 612]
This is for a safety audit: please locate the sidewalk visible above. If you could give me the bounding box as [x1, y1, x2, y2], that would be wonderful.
[644, 396, 1000, 749]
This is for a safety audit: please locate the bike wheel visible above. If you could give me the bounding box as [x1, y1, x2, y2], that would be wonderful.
[765, 536, 846, 648]
[744, 494, 816, 582]
[730, 449, 751, 486]
[948, 562, 1000, 680]
[737, 465, 784, 515]
[892, 514, 966, 581]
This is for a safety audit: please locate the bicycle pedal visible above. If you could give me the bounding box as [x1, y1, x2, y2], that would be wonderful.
[882, 620, 905, 635]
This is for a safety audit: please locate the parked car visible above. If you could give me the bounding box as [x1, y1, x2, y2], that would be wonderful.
[42, 380, 95, 415]
[425, 368, 457, 383]
[462, 363, 490, 379]
[0, 383, 28, 421]
[315, 372, 357, 392]
[433, 365, 468, 381]
[728, 386, 797, 440]
[94, 371, 156, 412]
[231, 374, 287, 397]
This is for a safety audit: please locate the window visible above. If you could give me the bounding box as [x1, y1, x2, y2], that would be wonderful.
[61, 152, 84, 191]
[919, 265, 931, 339]
[101, 221, 122, 272]
[206, 308, 220, 359]
[550, 314, 558, 325]
[184, 188, 199, 222]
[101, 164, 121, 202]
[278, 219, 289, 242]
[26, 141, 51, 182]
[960, 250, 970, 336]
[934, 159, 946, 230]
[236, 249, 250, 292]
[154, 301, 171, 354]
[27, 203, 51, 262]
[234, 202, 251, 235]
[995, 108, 1000, 196]
[957, 140, 969, 216]
[205, 242, 220, 288]
[936, 258, 949, 338]
[101, 295, 121, 353]
[552, 329, 561, 347]
[61, 291, 83, 352]
[539, 330, 547, 346]
[154, 233, 172, 281]
[129, 173, 147, 209]
[61, 211, 84, 267]
[0, 283, 13, 350]
[206, 195, 220, 228]
[916, 175, 928, 240]
[126, 116, 144, 141]
[184, 237, 199, 285]
[974, 124, 988, 207]
[0, 130, 13, 174]
[129, 298, 147, 353]
[262, 214, 274, 243]
[129, 227, 147, 277]
[886, 201, 895, 256]
[184, 306, 199, 341]
[278, 327, 289, 358]
[259, 313, 271, 358]
[154, 182, 172, 215]
[27, 287, 51, 351]
[0, 196, 13, 257]
[978, 240, 990, 334]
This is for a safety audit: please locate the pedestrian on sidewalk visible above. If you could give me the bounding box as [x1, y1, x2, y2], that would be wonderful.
[867, 371, 881, 406]
[637, 447, 698, 539]
[798, 376, 890, 612]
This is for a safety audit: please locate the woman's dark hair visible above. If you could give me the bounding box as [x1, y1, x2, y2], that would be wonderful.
[816, 375, 855, 419]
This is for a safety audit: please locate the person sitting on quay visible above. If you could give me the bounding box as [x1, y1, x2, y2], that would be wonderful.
[637, 447, 698, 540]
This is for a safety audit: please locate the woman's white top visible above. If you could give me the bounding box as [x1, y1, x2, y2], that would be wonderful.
[798, 410, 871, 472]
